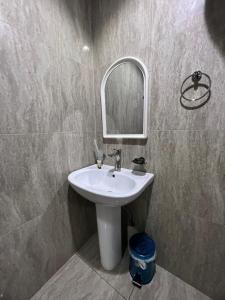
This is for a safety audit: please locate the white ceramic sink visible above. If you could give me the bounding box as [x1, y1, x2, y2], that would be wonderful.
[68, 164, 154, 206]
[68, 164, 154, 271]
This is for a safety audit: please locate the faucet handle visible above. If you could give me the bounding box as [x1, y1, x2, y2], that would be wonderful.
[108, 149, 121, 157]
[114, 149, 121, 155]
[108, 151, 115, 157]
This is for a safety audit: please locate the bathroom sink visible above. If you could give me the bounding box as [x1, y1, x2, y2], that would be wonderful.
[68, 164, 154, 206]
[68, 164, 154, 271]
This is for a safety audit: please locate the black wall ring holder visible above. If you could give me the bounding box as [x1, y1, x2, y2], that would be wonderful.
[180, 71, 211, 109]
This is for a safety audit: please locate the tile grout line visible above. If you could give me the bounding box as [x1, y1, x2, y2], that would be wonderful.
[128, 286, 135, 300]
[0, 131, 95, 136]
[0, 213, 42, 241]
[30, 253, 82, 299]
[76, 251, 129, 300]
[93, 269, 128, 300]
[96, 129, 225, 133]
[0, 197, 70, 241]
[1, 129, 224, 136]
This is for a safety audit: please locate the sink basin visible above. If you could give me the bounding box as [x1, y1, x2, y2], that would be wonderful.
[68, 164, 154, 206]
[68, 164, 154, 270]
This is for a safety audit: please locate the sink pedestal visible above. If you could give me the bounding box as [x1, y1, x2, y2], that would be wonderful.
[96, 204, 121, 270]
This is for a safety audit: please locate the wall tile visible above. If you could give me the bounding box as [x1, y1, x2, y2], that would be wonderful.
[92, 0, 154, 68]
[149, 130, 225, 226]
[0, 181, 96, 300]
[67, 187, 97, 251]
[0, 0, 94, 134]
[0, 132, 96, 237]
[0, 0, 97, 299]
[0, 199, 73, 300]
[149, 3, 225, 131]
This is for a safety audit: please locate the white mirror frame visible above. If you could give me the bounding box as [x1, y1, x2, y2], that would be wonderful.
[101, 56, 149, 139]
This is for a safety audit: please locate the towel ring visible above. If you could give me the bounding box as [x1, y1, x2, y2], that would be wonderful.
[180, 71, 211, 102]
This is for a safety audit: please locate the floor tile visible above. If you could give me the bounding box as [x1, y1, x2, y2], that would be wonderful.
[130, 265, 213, 300]
[31, 254, 123, 300]
[31, 234, 213, 300]
[77, 234, 134, 299]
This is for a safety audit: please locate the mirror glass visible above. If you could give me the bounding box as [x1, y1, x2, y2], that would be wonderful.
[105, 62, 144, 135]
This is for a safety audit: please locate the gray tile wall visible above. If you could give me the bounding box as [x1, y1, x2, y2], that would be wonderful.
[0, 0, 97, 299]
[92, 1, 225, 299]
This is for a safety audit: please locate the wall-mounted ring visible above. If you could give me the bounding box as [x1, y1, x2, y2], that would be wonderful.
[180, 71, 211, 102]
[180, 71, 211, 109]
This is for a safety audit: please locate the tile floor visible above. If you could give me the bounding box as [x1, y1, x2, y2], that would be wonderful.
[31, 234, 212, 300]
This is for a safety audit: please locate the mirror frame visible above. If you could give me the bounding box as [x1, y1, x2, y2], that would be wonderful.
[101, 56, 149, 139]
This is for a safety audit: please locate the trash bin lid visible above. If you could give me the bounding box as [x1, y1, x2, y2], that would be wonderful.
[129, 233, 156, 261]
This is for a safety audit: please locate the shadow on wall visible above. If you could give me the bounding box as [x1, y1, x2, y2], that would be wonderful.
[103, 138, 147, 146]
[126, 185, 153, 233]
[205, 0, 225, 57]
[92, 0, 127, 39]
[62, 0, 93, 44]
[68, 186, 97, 250]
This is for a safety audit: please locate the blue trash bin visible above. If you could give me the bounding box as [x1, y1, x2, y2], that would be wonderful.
[129, 233, 156, 288]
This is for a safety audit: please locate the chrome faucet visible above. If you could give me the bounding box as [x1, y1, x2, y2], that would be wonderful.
[108, 149, 121, 171]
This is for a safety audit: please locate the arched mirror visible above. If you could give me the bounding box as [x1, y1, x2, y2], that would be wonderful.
[101, 57, 149, 139]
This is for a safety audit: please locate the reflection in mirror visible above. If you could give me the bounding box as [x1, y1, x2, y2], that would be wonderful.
[105, 62, 144, 134]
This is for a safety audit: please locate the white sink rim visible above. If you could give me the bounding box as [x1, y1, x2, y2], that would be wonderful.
[68, 164, 154, 207]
